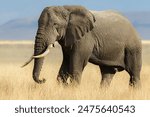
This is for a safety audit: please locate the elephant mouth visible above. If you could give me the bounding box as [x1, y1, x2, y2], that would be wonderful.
[21, 43, 55, 68]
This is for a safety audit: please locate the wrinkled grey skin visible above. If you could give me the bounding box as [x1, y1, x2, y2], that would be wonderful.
[33, 5, 142, 87]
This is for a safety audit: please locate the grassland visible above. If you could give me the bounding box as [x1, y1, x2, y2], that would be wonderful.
[0, 40, 150, 100]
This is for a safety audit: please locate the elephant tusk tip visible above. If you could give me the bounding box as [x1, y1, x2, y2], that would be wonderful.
[21, 56, 33, 68]
[21, 64, 27, 68]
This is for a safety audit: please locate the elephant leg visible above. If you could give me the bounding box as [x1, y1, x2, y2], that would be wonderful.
[57, 60, 69, 85]
[69, 53, 88, 85]
[69, 59, 89, 85]
[127, 67, 141, 88]
[100, 66, 116, 87]
[129, 74, 141, 88]
[125, 49, 142, 88]
[69, 42, 93, 85]
[57, 48, 70, 85]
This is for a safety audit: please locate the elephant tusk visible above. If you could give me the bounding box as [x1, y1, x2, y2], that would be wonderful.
[21, 56, 33, 68]
[21, 44, 53, 68]
[21, 49, 49, 68]
[32, 45, 51, 58]
[33, 49, 50, 58]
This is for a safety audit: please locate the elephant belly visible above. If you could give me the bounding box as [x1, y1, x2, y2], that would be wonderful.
[89, 46, 125, 70]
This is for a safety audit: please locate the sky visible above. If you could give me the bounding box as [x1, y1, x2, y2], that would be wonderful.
[0, 0, 150, 25]
[0, 0, 150, 40]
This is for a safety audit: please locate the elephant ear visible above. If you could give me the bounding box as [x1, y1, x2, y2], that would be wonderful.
[65, 9, 96, 46]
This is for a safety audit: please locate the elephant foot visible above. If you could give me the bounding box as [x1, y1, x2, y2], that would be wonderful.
[129, 76, 141, 89]
[129, 81, 141, 90]
[56, 73, 81, 87]
[69, 80, 79, 87]
[67, 75, 81, 87]
[36, 79, 46, 84]
[57, 75, 68, 85]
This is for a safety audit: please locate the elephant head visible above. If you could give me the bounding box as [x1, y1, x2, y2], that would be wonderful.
[22, 5, 95, 84]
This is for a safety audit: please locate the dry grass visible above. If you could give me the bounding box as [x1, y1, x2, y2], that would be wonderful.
[0, 41, 150, 100]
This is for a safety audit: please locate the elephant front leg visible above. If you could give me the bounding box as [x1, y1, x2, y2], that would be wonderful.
[57, 62, 70, 85]
[57, 74, 69, 85]
[69, 57, 84, 85]
[59, 54, 85, 86]
[57, 52, 70, 85]
[69, 44, 92, 85]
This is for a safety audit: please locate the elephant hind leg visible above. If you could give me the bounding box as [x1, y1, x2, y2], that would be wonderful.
[100, 66, 116, 87]
[125, 48, 142, 88]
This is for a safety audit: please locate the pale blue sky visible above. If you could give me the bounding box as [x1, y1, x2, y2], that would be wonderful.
[0, 0, 150, 25]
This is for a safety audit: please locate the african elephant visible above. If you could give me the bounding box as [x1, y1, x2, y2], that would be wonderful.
[22, 5, 142, 87]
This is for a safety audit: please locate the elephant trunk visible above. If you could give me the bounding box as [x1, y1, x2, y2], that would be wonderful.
[32, 34, 47, 84]
[33, 58, 46, 84]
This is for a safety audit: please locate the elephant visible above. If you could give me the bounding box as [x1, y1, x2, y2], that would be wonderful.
[22, 5, 142, 87]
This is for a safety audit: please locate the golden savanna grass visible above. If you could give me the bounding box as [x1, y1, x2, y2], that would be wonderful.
[0, 40, 150, 100]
